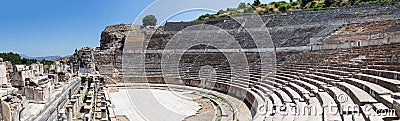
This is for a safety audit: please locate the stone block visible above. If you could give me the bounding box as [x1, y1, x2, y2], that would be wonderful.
[23, 87, 34, 100]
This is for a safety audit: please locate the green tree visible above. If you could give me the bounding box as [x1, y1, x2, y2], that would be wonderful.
[253, 0, 261, 6]
[217, 9, 225, 15]
[278, 3, 292, 12]
[301, 0, 313, 7]
[324, 0, 335, 7]
[291, 1, 300, 6]
[142, 15, 157, 28]
[42, 59, 54, 66]
[244, 6, 255, 13]
[310, 2, 326, 10]
[258, 7, 270, 14]
[21, 58, 37, 66]
[238, 2, 246, 8]
[0, 52, 37, 65]
[269, 8, 275, 13]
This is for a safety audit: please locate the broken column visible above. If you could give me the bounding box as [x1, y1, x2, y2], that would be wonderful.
[1, 94, 27, 121]
[29, 63, 44, 76]
[0, 60, 7, 85]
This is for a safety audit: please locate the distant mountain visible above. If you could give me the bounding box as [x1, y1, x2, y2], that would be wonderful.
[19, 54, 34, 59]
[20, 54, 70, 61]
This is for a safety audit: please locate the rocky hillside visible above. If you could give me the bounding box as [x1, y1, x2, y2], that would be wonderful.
[99, 24, 132, 50]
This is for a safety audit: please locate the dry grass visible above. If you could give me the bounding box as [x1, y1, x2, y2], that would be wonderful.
[109, 87, 119, 93]
[184, 98, 215, 121]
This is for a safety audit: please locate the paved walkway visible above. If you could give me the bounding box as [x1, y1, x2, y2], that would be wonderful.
[109, 88, 201, 121]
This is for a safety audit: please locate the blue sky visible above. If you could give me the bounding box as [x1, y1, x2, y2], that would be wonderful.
[0, 0, 280, 57]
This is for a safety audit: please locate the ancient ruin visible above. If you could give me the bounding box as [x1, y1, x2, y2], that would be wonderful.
[86, 2, 400, 121]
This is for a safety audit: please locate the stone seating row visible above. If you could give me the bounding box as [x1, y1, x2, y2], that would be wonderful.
[186, 64, 319, 119]
[367, 65, 400, 72]
[262, 70, 350, 120]
[175, 42, 400, 120]
[278, 65, 395, 120]
[281, 43, 399, 119]
[180, 67, 270, 120]
[292, 67, 391, 102]
[361, 68, 400, 80]
[356, 73, 400, 92]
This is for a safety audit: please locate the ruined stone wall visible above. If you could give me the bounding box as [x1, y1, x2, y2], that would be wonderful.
[99, 24, 152, 50]
[164, 2, 400, 47]
[100, 24, 132, 50]
[93, 50, 123, 81]
[94, 24, 157, 82]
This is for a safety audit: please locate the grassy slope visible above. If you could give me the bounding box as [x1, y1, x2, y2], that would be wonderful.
[194, 0, 396, 22]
